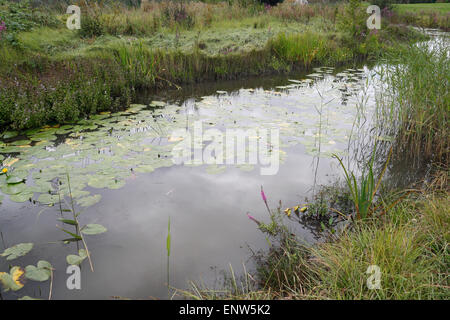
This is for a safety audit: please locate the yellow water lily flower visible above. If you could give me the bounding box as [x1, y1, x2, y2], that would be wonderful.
[1, 168, 7, 174]
[284, 208, 292, 217]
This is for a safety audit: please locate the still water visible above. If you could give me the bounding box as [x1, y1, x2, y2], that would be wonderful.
[4, 27, 447, 298]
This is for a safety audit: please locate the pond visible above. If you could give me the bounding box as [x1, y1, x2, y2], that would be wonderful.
[0, 30, 446, 300]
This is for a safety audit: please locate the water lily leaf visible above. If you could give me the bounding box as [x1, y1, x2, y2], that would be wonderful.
[150, 101, 166, 107]
[81, 224, 107, 235]
[1, 243, 33, 260]
[0, 266, 25, 291]
[10, 140, 31, 146]
[6, 175, 25, 184]
[19, 295, 41, 300]
[9, 191, 34, 203]
[1, 183, 27, 195]
[76, 194, 101, 207]
[2, 131, 18, 139]
[37, 193, 60, 205]
[25, 261, 52, 282]
[66, 249, 87, 265]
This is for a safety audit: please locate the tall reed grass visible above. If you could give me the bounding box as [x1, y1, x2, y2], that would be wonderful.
[377, 41, 449, 166]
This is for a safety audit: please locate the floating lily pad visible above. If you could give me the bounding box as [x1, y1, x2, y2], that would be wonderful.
[25, 261, 52, 282]
[81, 224, 107, 235]
[77, 195, 102, 207]
[66, 249, 88, 266]
[2, 131, 19, 139]
[1, 243, 33, 260]
[6, 175, 25, 184]
[1, 183, 27, 195]
[0, 266, 25, 291]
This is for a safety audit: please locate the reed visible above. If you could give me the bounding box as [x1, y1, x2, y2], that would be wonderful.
[376, 41, 449, 166]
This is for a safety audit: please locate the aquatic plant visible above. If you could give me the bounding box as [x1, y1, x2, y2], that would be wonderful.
[377, 41, 449, 166]
[56, 173, 107, 272]
[333, 146, 392, 220]
[166, 216, 171, 296]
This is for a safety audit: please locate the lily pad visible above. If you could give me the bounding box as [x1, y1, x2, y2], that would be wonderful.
[25, 261, 52, 282]
[1, 243, 34, 260]
[81, 224, 107, 235]
[0, 266, 25, 291]
[6, 175, 25, 184]
[2, 131, 19, 139]
[66, 249, 87, 265]
[77, 195, 102, 207]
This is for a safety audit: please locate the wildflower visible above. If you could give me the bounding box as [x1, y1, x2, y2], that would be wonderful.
[246, 213, 261, 226]
[1, 168, 8, 174]
[0, 21, 6, 39]
[284, 208, 291, 217]
[260, 185, 271, 215]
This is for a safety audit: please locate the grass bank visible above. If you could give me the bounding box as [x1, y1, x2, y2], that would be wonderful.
[0, 0, 427, 132]
[389, 3, 450, 30]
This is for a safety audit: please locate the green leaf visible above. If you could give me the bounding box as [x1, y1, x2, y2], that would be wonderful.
[81, 224, 107, 235]
[9, 191, 34, 203]
[25, 261, 52, 282]
[66, 249, 88, 265]
[58, 219, 78, 226]
[0, 183, 27, 195]
[19, 296, 41, 300]
[6, 175, 25, 184]
[62, 238, 81, 243]
[59, 228, 82, 240]
[166, 217, 171, 257]
[76, 194, 101, 207]
[1, 243, 33, 260]
[2, 131, 18, 139]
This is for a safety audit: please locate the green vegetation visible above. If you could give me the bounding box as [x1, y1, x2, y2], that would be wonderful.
[377, 40, 449, 165]
[0, 0, 427, 131]
[388, 3, 450, 30]
[394, 3, 450, 14]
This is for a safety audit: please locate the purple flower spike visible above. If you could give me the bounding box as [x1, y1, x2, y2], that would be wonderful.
[247, 213, 261, 226]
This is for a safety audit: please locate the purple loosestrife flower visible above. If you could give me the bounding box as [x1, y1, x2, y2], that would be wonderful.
[246, 213, 261, 226]
[0, 21, 6, 39]
[260, 185, 271, 215]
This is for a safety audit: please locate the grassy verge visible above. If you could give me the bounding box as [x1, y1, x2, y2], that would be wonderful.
[389, 3, 450, 30]
[0, 0, 427, 131]
[393, 3, 450, 15]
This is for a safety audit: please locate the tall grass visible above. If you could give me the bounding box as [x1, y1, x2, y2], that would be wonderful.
[377, 41, 449, 166]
